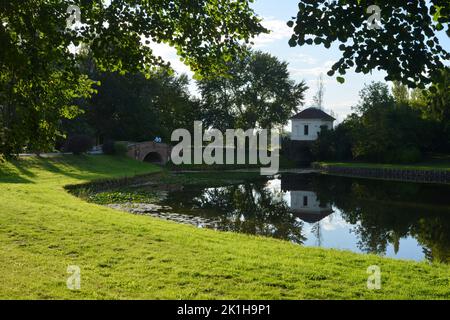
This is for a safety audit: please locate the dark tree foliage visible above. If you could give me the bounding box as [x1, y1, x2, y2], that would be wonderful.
[101, 140, 116, 155]
[422, 68, 450, 123]
[306, 174, 450, 263]
[288, 0, 450, 87]
[64, 134, 93, 155]
[173, 181, 306, 244]
[414, 68, 450, 152]
[198, 50, 308, 130]
[312, 125, 353, 161]
[0, 0, 266, 157]
[313, 82, 442, 163]
[62, 69, 199, 144]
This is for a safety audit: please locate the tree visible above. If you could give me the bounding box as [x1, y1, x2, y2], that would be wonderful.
[84, 71, 161, 143]
[312, 124, 353, 161]
[394, 68, 450, 152]
[419, 68, 450, 151]
[351, 82, 401, 161]
[0, 0, 266, 157]
[410, 88, 428, 110]
[312, 73, 325, 109]
[61, 68, 200, 144]
[153, 73, 201, 140]
[392, 81, 410, 105]
[350, 82, 434, 162]
[353, 82, 394, 115]
[198, 50, 308, 130]
[422, 68, 450, 123]
[313, 80, 447, 163]
[287, 1, 450, 87]
[191, 182, 305, 244]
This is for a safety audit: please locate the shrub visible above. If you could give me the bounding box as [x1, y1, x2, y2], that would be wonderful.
[395, 146, 423, 163]
[114, 142, 128, 156]
[384, 146, 422, 163]
[64, 135, 93, 155]
[101, 140, 128, 156]
[102, 140, 116, 155]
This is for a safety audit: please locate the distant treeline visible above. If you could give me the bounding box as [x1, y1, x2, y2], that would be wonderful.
[312, 72, 450, 163]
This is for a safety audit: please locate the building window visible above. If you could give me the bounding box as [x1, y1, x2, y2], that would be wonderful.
[304, 125, 309, 136]
[303, 196, 308, 206]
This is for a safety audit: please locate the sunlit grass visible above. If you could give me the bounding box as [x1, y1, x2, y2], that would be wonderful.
[315, 160, 450, 171]
[0, 155, 449, 299]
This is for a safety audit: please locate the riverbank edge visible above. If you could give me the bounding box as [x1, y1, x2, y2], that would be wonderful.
[312, 162, 450, 184]
[1, 155, 449, 299]
[64, 172, 163, 194]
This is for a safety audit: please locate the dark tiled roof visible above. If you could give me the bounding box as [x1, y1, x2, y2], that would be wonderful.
[292, 210, 333, 223]
[291, 107, 335, 121]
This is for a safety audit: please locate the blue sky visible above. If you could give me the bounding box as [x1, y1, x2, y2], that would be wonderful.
[249, 0, 389, 121]
[153, 0, 450, 122]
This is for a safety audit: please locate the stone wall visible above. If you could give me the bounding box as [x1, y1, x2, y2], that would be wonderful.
[312, 163, 450, 184]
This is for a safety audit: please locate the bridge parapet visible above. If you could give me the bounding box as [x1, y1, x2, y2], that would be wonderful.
[127, 141, 172, 164]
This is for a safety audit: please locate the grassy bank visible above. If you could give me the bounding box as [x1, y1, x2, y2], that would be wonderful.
[314, 159, 450, 171]
[0, 155, 449, 299]
[167, 154, 297, 171]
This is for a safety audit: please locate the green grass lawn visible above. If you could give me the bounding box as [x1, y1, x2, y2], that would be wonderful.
[0, 155, 449, 299]
[167, 154, 297, 171]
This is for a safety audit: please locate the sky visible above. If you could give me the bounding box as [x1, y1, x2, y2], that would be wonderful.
[152, 0, 450, 123]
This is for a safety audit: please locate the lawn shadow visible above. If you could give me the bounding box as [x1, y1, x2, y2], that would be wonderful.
[1, 154, 158, 184]
[0, 158, 36, 183]
[32, 155, 132, 180]
[15, 155, 103, 181]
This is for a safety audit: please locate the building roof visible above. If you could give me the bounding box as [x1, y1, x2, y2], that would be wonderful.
[292, 209, 333, 224]
[291, 107, 335, 121]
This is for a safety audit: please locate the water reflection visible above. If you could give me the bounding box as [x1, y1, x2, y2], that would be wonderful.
[309, 174, 450, 264]
[123, 173, 450, 263]
[166, 182, 306, 244]
[279, 176, 334, 247]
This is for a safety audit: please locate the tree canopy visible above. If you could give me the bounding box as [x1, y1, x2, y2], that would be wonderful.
[288, 0, 450, 87]
[313, 81, 445, 163]
[197, 50, 308, 130]
[62, 68, 200, 145]
[0, 0, 266, 157]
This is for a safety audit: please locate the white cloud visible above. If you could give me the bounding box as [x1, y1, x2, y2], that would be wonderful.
[252, 17, 292, 48]
[140, 37, 199, 95]
[321, 214, 350, 231]
[306, 78, 332, 87]
[331, 101, 357, 120]
[141, 36, 193, 76]
[290, 53, 318, 65]
[289, 60, 335, 78]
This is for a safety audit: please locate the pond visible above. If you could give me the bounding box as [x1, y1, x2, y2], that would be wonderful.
[96, 173, 450, 264]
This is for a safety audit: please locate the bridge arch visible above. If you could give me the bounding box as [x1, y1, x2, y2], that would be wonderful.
[143, 151, 163, 164]
[126, 141, 172, 165]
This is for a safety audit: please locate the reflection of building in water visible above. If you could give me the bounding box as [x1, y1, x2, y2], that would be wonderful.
[289, 191, 333, 223]
[280, 174, 333, 223]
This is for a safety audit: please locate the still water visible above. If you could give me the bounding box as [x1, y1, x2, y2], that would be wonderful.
[152, 173, 450, 263]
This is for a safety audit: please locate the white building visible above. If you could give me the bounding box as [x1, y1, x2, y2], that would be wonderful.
[290, 107, 335, 141]
[289, 190, 333, 223]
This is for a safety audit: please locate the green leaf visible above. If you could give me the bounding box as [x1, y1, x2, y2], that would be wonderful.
[336, 76, 345, 84]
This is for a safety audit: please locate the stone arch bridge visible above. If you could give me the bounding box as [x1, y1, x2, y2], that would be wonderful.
[126, 142, 172, 165]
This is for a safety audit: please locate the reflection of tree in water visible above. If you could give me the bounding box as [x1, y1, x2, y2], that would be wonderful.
[193, 183, 306, 245]
[158, 173, 449, 263]
[311, 222, 322, 247]
[411, 217, 450, 264]
[304, 174, 450, 263]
